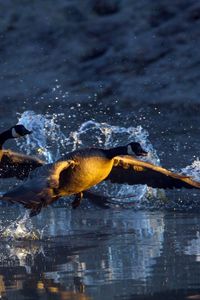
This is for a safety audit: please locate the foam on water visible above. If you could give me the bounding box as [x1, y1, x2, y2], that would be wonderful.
[0, 236, 44, 274]
[0, 211, 42, 240]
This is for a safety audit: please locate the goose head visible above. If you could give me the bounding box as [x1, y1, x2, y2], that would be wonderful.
[11, 124, 32, 138]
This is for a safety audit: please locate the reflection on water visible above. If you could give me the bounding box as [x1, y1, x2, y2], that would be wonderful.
[0, 209, 200, 299]
[185, 235, 200, 262]
[0, 208, 164, 299]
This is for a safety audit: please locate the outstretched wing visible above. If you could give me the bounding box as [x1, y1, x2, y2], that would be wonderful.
[1, 160, 78, 216]
[105, 156, 200, 189]
[0, 150, 44, 179]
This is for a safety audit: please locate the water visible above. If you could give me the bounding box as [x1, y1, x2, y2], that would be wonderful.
[0, 110, 200, 299]
[0, 208, 200, 300]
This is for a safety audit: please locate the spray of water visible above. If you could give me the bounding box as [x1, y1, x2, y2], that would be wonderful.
[17, 110, 68, 162]
[70, 120, 160, 165]
[181, 158, 200, 181]
[0, 211, 41, 240]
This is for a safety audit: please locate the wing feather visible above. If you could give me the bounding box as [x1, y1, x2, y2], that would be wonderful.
[0, 150, 44, 179]
[106, 156, 200, 189]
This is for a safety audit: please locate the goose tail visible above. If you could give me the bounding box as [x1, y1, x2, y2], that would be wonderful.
[0, 180, 53, 217]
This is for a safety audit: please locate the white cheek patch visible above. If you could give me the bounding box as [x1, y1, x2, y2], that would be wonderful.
[127, 145, 135, 155]
[12, 128, 21, 138]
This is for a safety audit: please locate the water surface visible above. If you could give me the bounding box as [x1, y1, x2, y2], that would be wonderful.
[1, 208, 200, 300]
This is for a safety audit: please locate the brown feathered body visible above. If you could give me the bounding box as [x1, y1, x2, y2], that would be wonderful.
[1, 146, 200, 216]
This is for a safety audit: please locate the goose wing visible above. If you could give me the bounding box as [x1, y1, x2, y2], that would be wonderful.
[105, 156, 200, 189]
[0, 150, 44, 179]
[1, 160, 78, 216]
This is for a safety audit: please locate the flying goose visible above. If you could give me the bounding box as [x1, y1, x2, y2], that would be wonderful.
[1, 142, 200, 216]
[0, 124, 44, 179]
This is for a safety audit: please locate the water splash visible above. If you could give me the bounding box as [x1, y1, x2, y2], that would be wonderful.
[70, 120, 160, 165]
[17, 111, 68, 163]
[0, 238, 44, 275]
[181, 158, 200, 181]
[0, 211, 42, 240]
[17, 111, 160, 162]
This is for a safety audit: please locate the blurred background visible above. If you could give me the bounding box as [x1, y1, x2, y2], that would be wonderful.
[0, 0, 200, 122]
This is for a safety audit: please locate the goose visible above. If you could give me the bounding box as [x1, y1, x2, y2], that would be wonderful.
[0, 124, 32, 149]
[1, 142, 200, 217]
[0, 124, 44, 179]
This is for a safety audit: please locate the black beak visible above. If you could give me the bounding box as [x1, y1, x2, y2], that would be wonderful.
[24, 129, 32, 135]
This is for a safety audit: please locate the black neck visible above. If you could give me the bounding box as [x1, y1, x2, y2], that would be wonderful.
[105, 146, 128, 159]
[0, 129, 13, 149]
